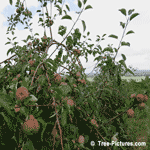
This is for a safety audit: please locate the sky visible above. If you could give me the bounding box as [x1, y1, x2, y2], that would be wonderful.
[1, 0, 150, 76]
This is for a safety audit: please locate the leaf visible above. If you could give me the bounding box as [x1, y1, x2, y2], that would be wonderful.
[0, 94, 15, 117]
[29, 95, 38, 102]
[125, 99, 130, 107]
[34, 33, 39, 36]
[5, 42, 11, 45]
[108, 34, 118, 39]
[85, 5, 93, 10]
[81, 20, 86, 32]
[121, 54, 126, 61]
[128, 9, 135, 15]
[20, 107, 28, 118]
[102, 34, 106, 37]
[61, 109, 67, 127]
[7, 37, 11, 41]
[126, 68, 135, 76]
[119, 8, 126, 16]
[7, 48, 14, 56]
[58, 84, 72, 96]
[24, 140, 35, 150]
[39, 18, 43, 22]
[83, 0, 87, 4]
[130, 13, 139, 21]
[9, 0, 12, 5]
[0, 112, 13, 130]
[78, 0, 82, 8]
[121, 41, 130, 47]
[12, 37, 17, 40]
[118, 60, 127, 71]
[58, 25, 67, 36]
[43, 2, 47, 7]
[63, 55, 68, 62]
[37, 118, 47, 142]
[126, 30, 134, 35]
[27, 35, 31, 41]
[65, 4, 70, 11]
[58, 0, 62, 4]
[61, 15, 72, 20]
[102, 47, 113, 53]
[94, 56, 102, 62]
[37, 10, 41, 12]
[87, 31, 90, 36]
[120, 22, 125, 29]
[12, 31, 14, 35]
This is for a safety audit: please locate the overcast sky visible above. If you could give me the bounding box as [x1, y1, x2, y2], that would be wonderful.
[1, 0, 150, 75]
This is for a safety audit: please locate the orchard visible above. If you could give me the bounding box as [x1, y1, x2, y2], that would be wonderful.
[0, 0, 149, 150]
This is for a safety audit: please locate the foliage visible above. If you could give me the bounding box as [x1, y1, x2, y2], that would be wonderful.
[0, 0, 149, 150]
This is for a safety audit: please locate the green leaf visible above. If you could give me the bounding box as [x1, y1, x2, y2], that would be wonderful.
[120, 22, 125, 29]
[118, 60, 127, 70]
[125, 99, 130, 107]
[24, 140, 35, 150]
[119, 8, 126, 16]
[0, 112, 13, 130]
[61, 109, 67, 127]
[38, 75, 46, 85]
[39, 18, 43, 22]
[24, 27, 28, 29]
[58, 25, 67, 36]
[63, 55, 68, 62]
[39, 14, 44, 16]
[14, 42, 18, 45]
[102, 46, 113, 53]
[83, 0, 87, 4]
[20, 107, 28, 118]
[9, 0, 12, 5]
[37, 118, 47, 142]
[94, 56, 102, 62]
[12, 37, 17, 40]
[29, 95, 38, 102]
[37, 10, 41, 12]
[121, 41, 130, 47]
[43, 2, 47, 7]
[27, 35, 31, 41]
[12, 31, 14, 35]
[128, 9, 135, 15]
[108, 34, 118, 39]
[58, 0, 62, 4]
[85, 5, 92, 10]
[121, 54, 126, 61]
[34, 33, 39, 36]
[81, 20, 86, 32]
[87, 31, 90, 36]
[22, 40, 27, 43]
[96, 35, 100, 38]
[61, 15, 72, 20]
[58, 84, 72, 96]
[78, 0, 82, 8]
[5, 42, 11, 45]
[130, 13, 139, 21]
[102, 34, 106, 37]
[126, 30, 134, 35]
[65, 4, 70, 11]
[126, 68, 135, 76]
[7, 37, 11, 41]
[7, 48, 14, 56]
[0, 95, 15, 117]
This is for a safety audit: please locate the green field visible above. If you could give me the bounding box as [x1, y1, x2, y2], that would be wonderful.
[86, 76, 147, 82]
